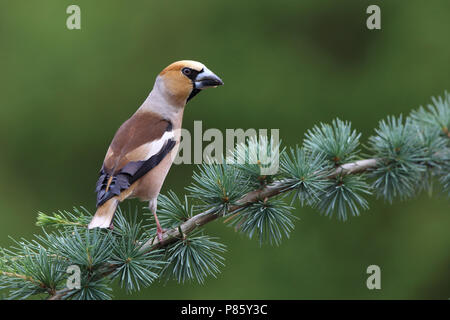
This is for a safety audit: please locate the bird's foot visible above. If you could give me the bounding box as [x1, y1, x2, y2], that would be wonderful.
[156, 226, 167, 242]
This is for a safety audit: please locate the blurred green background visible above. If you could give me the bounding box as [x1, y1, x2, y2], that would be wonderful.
[0, 0, 449, 299]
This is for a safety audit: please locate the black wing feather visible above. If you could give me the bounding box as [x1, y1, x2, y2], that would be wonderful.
[95, 139, 176, 207]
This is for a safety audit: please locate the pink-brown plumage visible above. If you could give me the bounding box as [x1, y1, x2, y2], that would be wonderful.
[88, 60, 223, 240]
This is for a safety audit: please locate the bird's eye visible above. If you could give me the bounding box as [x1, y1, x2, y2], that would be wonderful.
[182, 68, 192, 76]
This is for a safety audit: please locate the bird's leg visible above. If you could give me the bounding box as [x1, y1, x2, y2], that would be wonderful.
[153, 211, 164, 242]
[149, 199, 164, 242]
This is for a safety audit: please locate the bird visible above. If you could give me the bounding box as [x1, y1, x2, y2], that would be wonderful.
[88, 60, 223, 241]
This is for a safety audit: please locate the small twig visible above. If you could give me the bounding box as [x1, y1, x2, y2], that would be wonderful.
[330, 158, 378, 177]
[0, 271, 44, 287]
[47, 288, 73, 300]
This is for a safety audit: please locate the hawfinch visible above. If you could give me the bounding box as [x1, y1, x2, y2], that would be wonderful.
[88, 60, 223, 240]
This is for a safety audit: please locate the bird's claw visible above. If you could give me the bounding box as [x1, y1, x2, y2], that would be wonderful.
[156, 227, 167, 242]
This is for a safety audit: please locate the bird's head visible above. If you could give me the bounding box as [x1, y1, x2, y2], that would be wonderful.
[158, 60, 223, 106]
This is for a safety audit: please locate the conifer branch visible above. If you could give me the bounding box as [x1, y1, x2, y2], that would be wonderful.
[1, 92, 448, 300]
[0, 271, 44, 288]
[46, 157, 379, 300]
[143, 158, 379, 251]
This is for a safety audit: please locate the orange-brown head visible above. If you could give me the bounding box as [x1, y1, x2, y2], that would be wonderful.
[158, 60, 223, 106]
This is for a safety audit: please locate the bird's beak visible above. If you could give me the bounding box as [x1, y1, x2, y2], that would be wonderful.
[195, 67, 224, 89]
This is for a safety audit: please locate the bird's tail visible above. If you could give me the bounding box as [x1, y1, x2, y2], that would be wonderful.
[88, 197, 119, 229]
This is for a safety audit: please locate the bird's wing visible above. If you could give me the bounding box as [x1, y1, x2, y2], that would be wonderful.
[95, 112, 176, 207]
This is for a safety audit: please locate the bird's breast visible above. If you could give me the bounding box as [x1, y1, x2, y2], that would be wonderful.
[131, 139, 180, 201]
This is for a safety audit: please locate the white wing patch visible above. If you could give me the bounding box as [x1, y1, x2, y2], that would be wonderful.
[139, 130, 175, 161]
